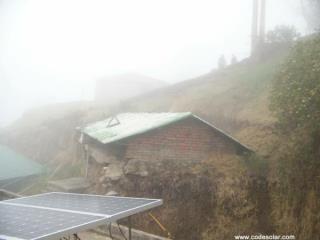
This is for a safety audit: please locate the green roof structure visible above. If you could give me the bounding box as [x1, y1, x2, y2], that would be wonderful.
[0, 145, 44, 184]
[82, 112, 192, 144]
[80, 112, 252, 152]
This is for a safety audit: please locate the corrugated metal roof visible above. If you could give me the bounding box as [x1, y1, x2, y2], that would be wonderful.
[81, 112, 192, 144]
[0, 145, 44, 182]
[80, 112, 252, 152]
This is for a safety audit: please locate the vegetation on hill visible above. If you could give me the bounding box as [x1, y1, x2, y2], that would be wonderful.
[268, 34, 320, 239]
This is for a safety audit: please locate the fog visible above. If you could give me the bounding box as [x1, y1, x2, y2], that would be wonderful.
[0, 0, 307, 127]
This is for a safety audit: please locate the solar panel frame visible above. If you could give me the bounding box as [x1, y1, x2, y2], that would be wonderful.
[1, 192, 163, 240]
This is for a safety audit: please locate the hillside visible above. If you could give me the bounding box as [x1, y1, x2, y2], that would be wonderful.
[1, 44, 291, 239]
[95, 73, 167, 103]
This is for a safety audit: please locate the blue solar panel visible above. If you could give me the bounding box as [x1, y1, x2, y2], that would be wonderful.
[1, 192, 162, 240]
[0, 202, 105, 240]
[6, 192, 159, 217]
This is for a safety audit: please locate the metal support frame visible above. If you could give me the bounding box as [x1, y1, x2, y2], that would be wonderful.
[128, 216, 132, 240]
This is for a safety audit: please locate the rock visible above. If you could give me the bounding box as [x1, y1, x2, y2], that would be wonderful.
[124, 159, 149, 177]
[90, 148, 116, 164]
[105, 190, 118, 196]
[99, 176, 105, 183]
[47, 177, 90, 193]
[103, 163, 123, 182]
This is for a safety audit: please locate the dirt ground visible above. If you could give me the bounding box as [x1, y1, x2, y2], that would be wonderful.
[78, 230, 111, 240]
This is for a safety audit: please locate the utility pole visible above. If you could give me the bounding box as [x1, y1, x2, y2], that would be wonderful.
[259, 0, 266, 44]
[251, 0, 266, 56]
[251, 0, 259, 55]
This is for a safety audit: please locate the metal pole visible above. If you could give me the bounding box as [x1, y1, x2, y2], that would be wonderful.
[84, 144, 89, 178]
[259, 0, 266, 44]
[251, 0, 259, 55]
[128, 216, 132, 240]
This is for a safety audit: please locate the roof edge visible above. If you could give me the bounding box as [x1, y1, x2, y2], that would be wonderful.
[190, 114, 253, 153]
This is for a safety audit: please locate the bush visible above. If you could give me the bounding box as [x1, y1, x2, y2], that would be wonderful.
[266, 25, 300, 43]
[270, 35, 320, 132]
[269, 34, 320, 240]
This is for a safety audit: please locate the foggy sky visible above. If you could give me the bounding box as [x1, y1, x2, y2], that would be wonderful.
[0, 0, 307, 127]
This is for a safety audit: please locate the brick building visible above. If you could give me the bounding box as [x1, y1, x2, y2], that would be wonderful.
[78, 113, 251, 188]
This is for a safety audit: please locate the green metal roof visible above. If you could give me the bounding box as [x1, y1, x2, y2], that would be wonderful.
[81, 112, 252, 152]
[81, 112, 192, 144]
[0, 145, 44, 182]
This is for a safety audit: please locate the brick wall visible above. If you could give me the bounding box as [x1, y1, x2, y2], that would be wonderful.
[124, 117, 237, 163]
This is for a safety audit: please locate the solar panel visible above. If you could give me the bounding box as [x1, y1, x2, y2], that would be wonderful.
[1, 192, 162, 240]
[0, 202, 105, 240]
[5, 192, 161, 220]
